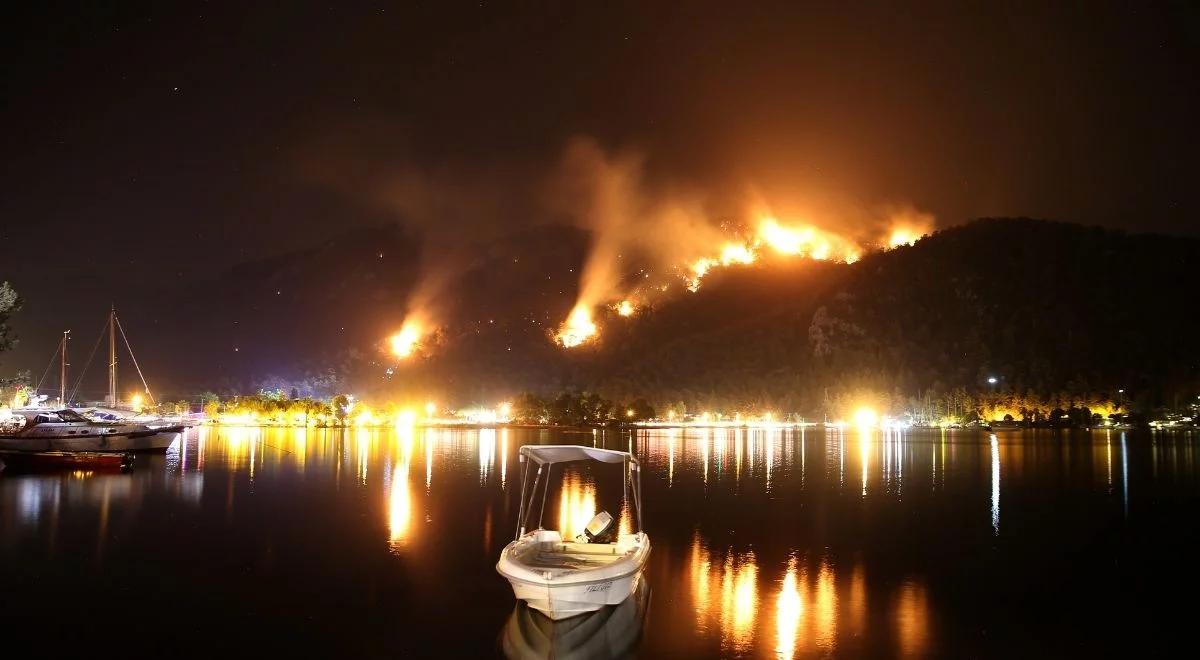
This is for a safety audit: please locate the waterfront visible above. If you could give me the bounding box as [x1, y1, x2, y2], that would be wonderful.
[2, 427, 1198, 657]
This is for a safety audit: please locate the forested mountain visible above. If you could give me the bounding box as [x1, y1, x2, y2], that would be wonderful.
[119, 218, 1198, 417]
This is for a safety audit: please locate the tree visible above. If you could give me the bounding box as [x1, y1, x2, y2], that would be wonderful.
[330, 394, 350, 421]
[0, 281, 21, 357]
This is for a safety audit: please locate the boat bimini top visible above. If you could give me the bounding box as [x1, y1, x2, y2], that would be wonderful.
[514, 445, 644, 541]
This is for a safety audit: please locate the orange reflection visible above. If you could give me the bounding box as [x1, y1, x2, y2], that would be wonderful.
[812, 559, 838, 650]
[776, 557, 803, 659]
[556, 472, 596, 538]
[689, 534, 759, 652]
[894, 581, 930, 658]
[388, 429, 416, 550]
[721, 552, 758, 648]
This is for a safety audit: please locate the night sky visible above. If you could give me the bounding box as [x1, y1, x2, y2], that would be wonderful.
[2, 1, 1196, 388]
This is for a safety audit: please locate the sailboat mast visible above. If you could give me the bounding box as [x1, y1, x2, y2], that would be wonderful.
[60, 330, 70, 406]
[108, 306, 117, 406]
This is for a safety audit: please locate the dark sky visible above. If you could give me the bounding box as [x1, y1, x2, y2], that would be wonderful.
[2, 1, 1197, 384]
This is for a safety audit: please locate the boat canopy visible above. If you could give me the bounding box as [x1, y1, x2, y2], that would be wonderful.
[520, 445, 635, 466]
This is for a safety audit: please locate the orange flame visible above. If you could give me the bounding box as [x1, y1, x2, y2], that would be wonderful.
[556, 304, 598, 347]
[389, 320, 424, 359]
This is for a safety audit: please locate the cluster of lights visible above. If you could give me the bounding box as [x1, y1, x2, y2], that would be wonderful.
[209, 399, 515, 428]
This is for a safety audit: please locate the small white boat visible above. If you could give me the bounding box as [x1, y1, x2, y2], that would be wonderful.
[497, 445, 650, 621]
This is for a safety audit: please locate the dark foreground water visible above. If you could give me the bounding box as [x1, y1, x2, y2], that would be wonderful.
[2, 426, 1199, 658]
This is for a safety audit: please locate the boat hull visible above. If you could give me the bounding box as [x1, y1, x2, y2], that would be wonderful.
[0, 428, 182, 453]
[508, 570, 645, 621]
[497, 532, 651, 621]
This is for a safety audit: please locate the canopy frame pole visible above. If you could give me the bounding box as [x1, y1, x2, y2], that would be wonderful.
[515, 458, 532, 540]
[536, 465, 552, 531]
[635, 460, 644, 532]
[522, 464, 542, 537]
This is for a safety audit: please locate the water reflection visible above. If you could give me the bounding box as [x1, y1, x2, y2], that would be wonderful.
[4, 425, 1198, 657]
[775, 557, 802, 660]
[990, 434, 1000, 535]
[387, 429, 416, 551]
[501, 580, 650, 659]
[894, 580, 930, 658]
[689, 533, 759, 652]
[557, 472, 597, 539]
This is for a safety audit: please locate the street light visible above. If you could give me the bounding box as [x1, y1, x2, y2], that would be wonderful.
[987, 377, 998, 385]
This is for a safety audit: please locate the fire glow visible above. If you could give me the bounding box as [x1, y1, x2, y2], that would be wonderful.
[389, 320, 424, 359]
[555, 212, 932, 349]
[556, 304, 599, 347]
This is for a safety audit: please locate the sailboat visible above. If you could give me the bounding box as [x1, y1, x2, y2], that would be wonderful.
[0, 307, 187, 453]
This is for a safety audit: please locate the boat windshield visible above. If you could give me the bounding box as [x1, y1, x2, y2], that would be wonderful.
[54, 409, 90, 422]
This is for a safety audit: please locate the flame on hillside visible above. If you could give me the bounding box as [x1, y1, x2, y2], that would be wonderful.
[556, 304, 598, 347]
[389, 316, 429, 359]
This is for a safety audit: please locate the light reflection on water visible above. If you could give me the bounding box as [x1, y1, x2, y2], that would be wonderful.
[1, 426, 1199, 657]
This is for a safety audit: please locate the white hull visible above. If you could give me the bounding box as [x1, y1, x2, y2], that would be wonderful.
[0, 430, 181, 452]
[508, 570, 645, 620]
[497, 530, 651, 621]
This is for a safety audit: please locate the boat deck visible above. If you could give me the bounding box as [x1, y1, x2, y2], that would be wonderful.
[521, 541, 628, 569]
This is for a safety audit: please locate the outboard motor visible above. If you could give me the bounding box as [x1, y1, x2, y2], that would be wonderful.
[579, 511, 617, 543]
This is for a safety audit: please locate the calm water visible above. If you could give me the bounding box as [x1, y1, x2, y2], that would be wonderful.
[3, 426, 1199, 658]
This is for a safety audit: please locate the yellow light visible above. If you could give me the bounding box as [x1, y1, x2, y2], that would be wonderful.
[389, 321, 422, 359]
[131, 393, 145, 412]
[615, 299, 635, 317]
[626, 408, 635, 418]
[853, 407, 878, 429]
[498, 402, 512, 418]
[425, 401, 436, 417]
[556, 304, 598, 348]
[394, 409, 416, 427]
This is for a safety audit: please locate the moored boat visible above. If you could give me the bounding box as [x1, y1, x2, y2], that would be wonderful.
[0, 450, 134, 473]
[0, 409, 184, 452]
[497, 445, 650, 621]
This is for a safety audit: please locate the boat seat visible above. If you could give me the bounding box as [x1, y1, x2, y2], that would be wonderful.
[551, 541, 623, 555]
[527, 551, 623, 569]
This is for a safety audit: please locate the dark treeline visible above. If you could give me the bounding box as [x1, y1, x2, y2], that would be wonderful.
[509, 391, 655, 426]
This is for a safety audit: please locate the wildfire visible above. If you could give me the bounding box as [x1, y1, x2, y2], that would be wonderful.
[389, 321, 423, 359]
[887, 228, 922, 248]
[688, 257, 717, 291]
[556, 304, 598, 347]
[758, 218, 815, 255]
[720, 242, 756, 266]
[883, 209, 933, 248]
[551, 207, 933, 350]
[758, 217, 859, 263]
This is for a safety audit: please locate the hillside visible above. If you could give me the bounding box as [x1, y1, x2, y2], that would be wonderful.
[113, 218, 1199, 416]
